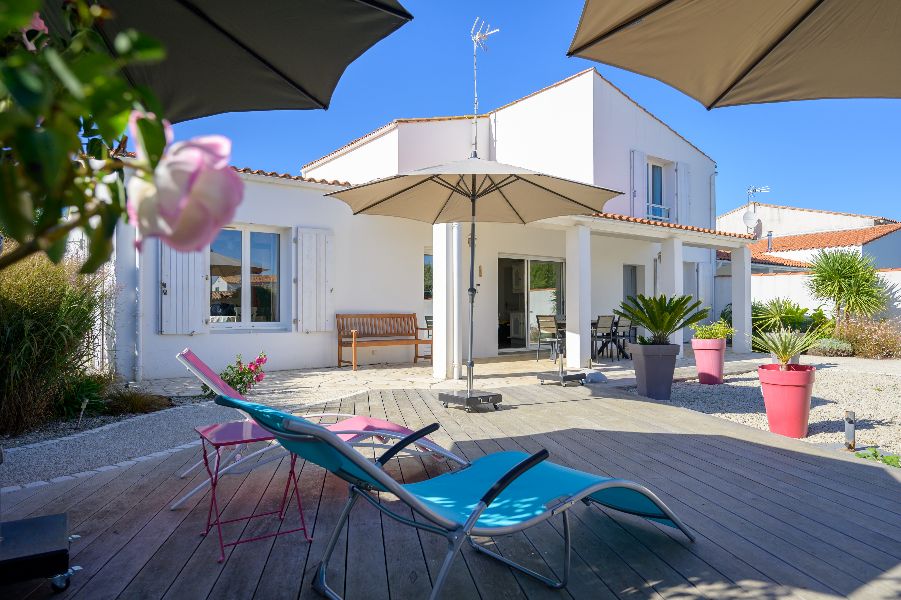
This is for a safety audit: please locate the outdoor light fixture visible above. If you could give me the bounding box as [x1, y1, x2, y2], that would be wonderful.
[845, 411, 856, 451]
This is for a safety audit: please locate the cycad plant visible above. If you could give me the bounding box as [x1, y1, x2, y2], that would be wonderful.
[616, 294, 709, 345]
[807, 250, 886, 326]
[752, 328, 823, 369]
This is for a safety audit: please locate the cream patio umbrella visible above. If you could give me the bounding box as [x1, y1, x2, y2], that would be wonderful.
[568, 0, 901, 109]
[328, 157, 621, 409]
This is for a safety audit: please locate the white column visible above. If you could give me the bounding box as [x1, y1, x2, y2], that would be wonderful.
[565, 225, 591, 369]
[731, 244, 752, 353]
[659, 237, 684, 348]
[432, 224, 462, 379]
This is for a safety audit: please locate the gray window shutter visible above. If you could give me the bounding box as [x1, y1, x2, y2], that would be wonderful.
[294, 227, 335, 333]
[675, 161, 691, 224]
[159, 242, 209, 335]
[630, 150, 647, 218]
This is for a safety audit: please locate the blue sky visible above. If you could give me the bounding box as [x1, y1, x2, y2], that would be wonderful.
[172, 0, 901, 219]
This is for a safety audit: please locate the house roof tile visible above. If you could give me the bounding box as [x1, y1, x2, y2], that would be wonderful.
[592, 212, 752, 239]
[751, 223, 901, 253]
[231, 166, 349, 187]
[716, 249, 811, 268]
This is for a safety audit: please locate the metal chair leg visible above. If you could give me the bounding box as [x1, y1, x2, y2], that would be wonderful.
[467, 512, 571, 589]
[429, 531, 467, 600]
[313, 492, 359, 600]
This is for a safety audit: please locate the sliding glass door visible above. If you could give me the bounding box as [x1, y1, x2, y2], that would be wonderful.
[527, 260, 565, 346]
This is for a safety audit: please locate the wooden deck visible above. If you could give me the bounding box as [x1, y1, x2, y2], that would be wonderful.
[3, 384, 900, 599]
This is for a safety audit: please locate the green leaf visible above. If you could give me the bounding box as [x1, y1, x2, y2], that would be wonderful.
[114, 29, 166, 62]
[45, 232, 69, 263]
[44, 48, 85, 99]
[135, 116, 167, 167]
[0, 0, 41, 35]
[86, 137, 107, 160]
[0, 162, 33, 240]
[0, 62, 50, 116]
[14, 127, 68, 191]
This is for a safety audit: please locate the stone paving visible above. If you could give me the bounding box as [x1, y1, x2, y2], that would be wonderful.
[143, 349, 770, 399]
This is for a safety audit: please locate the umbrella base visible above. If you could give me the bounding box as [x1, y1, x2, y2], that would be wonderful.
[439, 390, 502, 412]
[537, 371, 587, 387]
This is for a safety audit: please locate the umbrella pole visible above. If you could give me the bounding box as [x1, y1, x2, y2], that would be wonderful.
[466, 193, 476, 396]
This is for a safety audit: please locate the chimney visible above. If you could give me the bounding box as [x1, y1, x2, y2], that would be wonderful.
[767, 231, 773, 252]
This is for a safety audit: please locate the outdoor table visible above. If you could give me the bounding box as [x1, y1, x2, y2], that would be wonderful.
[196, 421, 310, 562]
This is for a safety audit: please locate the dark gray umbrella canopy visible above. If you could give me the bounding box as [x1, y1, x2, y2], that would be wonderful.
[569, 0, 901, 109]
[43, 0, 412, 122]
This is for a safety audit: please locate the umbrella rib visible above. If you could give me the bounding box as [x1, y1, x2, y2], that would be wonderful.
[477, 175, 516, 199]
[174, 0, 328, 109]
[351, 176, 435, 215]
[433, 176, 470, 197]
[432, 176, 464, 224]
[567, 0, 678, 56]
[487, 175, 526, 225]
[516, 176, 606, 216]
[350, 0, 414, 21]
[706, 0, 827, 109]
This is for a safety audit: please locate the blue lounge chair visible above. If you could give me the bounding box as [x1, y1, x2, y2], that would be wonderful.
[214, 395, 694, 600]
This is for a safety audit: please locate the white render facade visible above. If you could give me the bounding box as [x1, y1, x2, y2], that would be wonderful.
[112, 69, 752, 381]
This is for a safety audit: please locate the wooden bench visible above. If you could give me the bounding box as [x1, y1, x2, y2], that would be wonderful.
[336, 313, 432, 371]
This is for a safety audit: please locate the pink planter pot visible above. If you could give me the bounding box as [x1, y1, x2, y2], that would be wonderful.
[692, 338, 726, 384]
[758, 364, 816, 438]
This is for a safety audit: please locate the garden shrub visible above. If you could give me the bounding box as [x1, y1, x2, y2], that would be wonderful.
[0, 247, 108, 434]
[806, 337, 854, 357]
[835, 317, 901, 359]
[103, 387, 172, 416]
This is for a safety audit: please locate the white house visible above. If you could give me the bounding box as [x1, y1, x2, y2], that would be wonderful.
[715, 202, 901, 318]
[109, 68, 753, 381]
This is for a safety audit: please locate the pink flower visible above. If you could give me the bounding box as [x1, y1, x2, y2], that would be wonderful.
[254, 373, 264, 383]
[248, 362, 257, 372]
[258, 355, 267, 365]
[21, 13, 48, 51]
[127, 131, 244, 252]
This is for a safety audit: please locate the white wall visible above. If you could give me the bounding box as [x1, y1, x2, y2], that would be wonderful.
[591, 74, 716, 228]
[398, 118, 490, 169]
[131, 175, 433, 379]
[590, 235, 657, 317]
[717, 203, 881, 236]
[864, 231, 901, 269]
[303, 126, 399, 184]
[752, 270, 901, 319]
[766, 246, 859, 263]
[492, 74, 595, 184]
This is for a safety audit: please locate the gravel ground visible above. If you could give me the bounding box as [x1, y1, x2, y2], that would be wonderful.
[665, 366, 901, 456]
[0, 389, 364, 487]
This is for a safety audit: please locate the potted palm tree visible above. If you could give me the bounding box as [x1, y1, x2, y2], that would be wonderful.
[616, 294, 708, 400]
[689, 320, 734, 384]
[753, 328, 821, 438]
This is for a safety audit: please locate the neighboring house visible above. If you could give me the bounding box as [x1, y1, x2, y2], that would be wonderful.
[210, 276, 229, 292]
[715, 203, 901, 319]
[107, 68, 753, 380]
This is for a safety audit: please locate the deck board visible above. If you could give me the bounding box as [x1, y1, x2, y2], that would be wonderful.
[3, 384, 900, 599]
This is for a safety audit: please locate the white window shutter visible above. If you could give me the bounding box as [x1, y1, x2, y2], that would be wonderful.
[159, 242, 209, 335]
[675, 162, 691, 224]
[294, 227, 335, 333]
[630, 150, 647, 218]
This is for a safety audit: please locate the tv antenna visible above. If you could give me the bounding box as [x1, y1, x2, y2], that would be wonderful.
[470, 17, 499, 158]
[746, 185, 770, 204]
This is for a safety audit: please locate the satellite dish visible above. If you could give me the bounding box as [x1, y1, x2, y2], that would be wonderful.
[741, 210, 758, 229]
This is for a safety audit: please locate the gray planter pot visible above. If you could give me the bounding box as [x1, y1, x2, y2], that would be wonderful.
[629, 343, 680, 400]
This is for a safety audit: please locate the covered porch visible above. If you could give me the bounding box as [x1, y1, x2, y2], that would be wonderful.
[430, 214, 753, 380]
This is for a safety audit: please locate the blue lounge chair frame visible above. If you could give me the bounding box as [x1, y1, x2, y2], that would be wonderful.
[215, 395, 694, 600]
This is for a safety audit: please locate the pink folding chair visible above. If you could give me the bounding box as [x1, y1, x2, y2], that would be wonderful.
[171, 348, 467, 510]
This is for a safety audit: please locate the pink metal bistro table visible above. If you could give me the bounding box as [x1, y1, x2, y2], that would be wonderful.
[196, 421, 310, 562]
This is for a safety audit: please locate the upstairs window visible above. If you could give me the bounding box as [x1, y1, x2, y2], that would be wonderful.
[647, 163, 669, 221]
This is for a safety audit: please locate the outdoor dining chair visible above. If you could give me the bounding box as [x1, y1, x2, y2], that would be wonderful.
[612, 317, 636, 360]
[535, 314, 564, 362]
[591, 315, 616, 361]
[214, 394, 694, 600]
[170, 349, 466, 510]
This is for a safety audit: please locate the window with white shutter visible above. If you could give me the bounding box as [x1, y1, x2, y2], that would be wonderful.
[675, 161, 691, 225]
[159, 241, 209, 335]
[294, 227, 335, 333]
